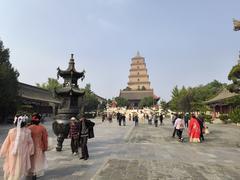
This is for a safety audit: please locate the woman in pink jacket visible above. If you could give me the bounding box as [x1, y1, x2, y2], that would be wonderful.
[0, 115, 34, 180]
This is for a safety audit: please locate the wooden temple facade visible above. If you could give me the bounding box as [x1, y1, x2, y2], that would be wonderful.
[18, 82, 61, 115]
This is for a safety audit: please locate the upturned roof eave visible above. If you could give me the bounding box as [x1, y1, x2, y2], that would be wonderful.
[58, 69, 84, 78]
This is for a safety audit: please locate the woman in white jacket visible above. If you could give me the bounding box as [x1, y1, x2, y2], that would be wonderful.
[174, 115, 185, 142]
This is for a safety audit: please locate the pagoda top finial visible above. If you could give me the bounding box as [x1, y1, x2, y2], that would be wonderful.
[132, 51, 144, 59]
[71, 54, 74, 59]
[137, 51, 140, 57]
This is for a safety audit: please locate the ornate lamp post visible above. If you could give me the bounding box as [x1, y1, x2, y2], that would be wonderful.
[52, 54, 85, 151]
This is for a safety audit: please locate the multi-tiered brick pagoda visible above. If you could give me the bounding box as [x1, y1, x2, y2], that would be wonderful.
[119, 52, 159, 107]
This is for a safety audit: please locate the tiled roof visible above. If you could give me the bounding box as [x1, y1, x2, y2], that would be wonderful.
[205, 88, 238, 104]
[18, 82, 61, 104]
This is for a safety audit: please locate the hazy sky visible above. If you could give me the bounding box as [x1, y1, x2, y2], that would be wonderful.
[1, 0, 240, 101]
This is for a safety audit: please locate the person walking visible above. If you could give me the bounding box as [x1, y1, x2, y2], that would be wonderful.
[146, 114, 150, 125]
[174, 115, 185, 142]
[68, 117, 80, 155]
[171, 113, 176, 126]
[118, 114, 122, 126]
[117, 112, 121, 124]
[101, 113, 106, 122]
[184, 113, 190, 128]
[149, 113, 153, 125]
[28, 113, 48, 180]
[122, 114, 126, 126]
[133, 113, 139, 126]
[128, 113, 132, 121]
[172, 114, 178, 138]
[0, 115, 34, 180]
[188, 114, 201, 143]
[154, 113, 158, 127]
[79, 115, 95, 160]
[197, 114, 205, 142]
[159, 113, 164, 126]
[139, 111, 144, 124]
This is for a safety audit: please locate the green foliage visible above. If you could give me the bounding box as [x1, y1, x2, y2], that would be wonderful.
[219, 114, 229, 124]
[229, 108, 240, 124]
[160, 100, 169, 113]
[0, 40, 19, 123]
[36, 78, 62, 91]
[98, 100, 107, 111]
[224, 95, 240, 108]
[115, 97, 129, 107]
[169, 86, 180, 111]
[81, 84, 100, 112]
[169, 80, 224, 113]
[107, 99, 112, 105]
[228, 64, 240, 93]
[202, 114, 213, 123]
[139, 96, 154, 108]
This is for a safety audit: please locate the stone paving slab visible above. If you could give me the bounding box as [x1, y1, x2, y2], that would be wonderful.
[1, 119, 240, 179]
[93, 159, 240, 180]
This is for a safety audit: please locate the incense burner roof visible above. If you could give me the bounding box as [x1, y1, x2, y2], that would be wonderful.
[57, 54, 85, 80]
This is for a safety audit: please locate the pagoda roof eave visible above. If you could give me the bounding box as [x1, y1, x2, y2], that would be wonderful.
[55, 87, 85, 96]
[57, 68, 85, 78]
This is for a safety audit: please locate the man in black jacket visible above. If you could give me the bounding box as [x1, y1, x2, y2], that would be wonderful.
[79, 115, 95, 160]
[197, 114, 205, 142]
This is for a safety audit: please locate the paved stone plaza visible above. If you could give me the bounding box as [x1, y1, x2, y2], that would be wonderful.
[0, 118, 240, 180]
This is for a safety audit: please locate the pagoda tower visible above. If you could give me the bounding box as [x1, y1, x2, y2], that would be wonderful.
[119, 52, 159, 107]
[53, 54, 85, 151]
[128, 51, 151, 90]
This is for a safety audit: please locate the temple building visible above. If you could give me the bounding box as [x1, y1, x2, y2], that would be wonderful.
[206, 53, 240, 117]
[119, 52, 159, 107]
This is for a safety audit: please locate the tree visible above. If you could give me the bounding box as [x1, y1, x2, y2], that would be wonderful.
[168, 80, 224, 113]
[0, 40, 19, 123]
[169, 86, 180, 111]
[228, 64, 240, 93]
[36, 78, 62, 91]
[98, 100, 107, 111]
[80, 84, 100, 112]
[160, 100, 169, 113]
[178, 87, 193, 112]
[115, 97, 129, 107]
[139, 96, 154, 108]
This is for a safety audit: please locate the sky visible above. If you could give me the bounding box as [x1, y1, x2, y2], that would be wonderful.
[0, 0, 240, 101]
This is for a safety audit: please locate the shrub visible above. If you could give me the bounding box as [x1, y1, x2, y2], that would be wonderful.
[202, 114, 213, 123]
[219, 114, 229, 124]
[229, 108, 240, 124]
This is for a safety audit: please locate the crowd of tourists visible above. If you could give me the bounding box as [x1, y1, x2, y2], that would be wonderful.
[0, 113, 95, 180]
[171, 113, 209, 143]
[102, 110, 165, 128]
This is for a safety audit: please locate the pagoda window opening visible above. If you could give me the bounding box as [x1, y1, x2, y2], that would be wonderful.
[138, 78, 140, 82]
[137, 66, 139, 69]
[137, 72, 140, 75]
[138, 86, 140, 90]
